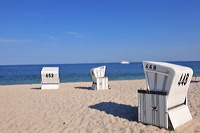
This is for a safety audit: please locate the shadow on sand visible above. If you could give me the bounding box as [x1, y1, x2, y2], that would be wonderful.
[191, 80, 200, 83]
[30, 88, 41, 90]
[89, 102, 138, 122]
[75, 86, 93, 90]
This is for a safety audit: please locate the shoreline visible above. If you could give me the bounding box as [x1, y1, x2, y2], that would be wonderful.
[0, 78, 146, 86]
[1, 76, 199, 86]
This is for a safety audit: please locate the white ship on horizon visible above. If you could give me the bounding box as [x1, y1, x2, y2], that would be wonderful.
[120, 61, 130, 64]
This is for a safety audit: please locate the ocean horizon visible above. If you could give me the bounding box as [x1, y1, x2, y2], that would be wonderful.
[0, 61, 200, 85]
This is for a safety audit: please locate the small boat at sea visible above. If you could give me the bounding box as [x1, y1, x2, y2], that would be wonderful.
[120, 61, 130, 64]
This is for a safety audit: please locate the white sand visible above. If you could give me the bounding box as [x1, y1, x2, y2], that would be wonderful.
[0, 78, 199, 133]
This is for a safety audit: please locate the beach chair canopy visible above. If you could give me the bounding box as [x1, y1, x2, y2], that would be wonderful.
[90, 66, 106, 83]
[143, 61, 193, 108]
[41, 67, 59, 84]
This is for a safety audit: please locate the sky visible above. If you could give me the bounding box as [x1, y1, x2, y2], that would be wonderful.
[0, 0, 200, 65]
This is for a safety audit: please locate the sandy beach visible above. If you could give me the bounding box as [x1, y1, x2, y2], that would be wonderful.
[0, 78, 199, 133]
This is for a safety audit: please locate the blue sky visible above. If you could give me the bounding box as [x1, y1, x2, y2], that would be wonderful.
[0, 0, 200, 65]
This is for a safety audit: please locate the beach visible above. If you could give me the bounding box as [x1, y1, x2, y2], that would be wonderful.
[0, 79, 199, 133]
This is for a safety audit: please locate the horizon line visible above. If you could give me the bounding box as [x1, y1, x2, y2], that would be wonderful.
[0, 60, 200, 66]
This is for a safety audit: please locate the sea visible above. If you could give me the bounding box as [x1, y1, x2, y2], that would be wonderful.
[0, 61, 200, 85]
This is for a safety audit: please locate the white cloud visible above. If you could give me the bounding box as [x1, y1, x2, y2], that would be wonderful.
[48, 36, 61, 40]
[66, 32, 84, 38]
[0, 39, 32, 43]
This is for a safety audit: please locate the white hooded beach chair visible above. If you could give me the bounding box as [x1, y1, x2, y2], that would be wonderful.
[138, 61, 193, 130]
[41, 67, 60, 89]
[90, 66, 108, 90]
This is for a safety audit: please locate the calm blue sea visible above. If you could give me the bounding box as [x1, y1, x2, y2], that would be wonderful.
[0, 61, 200, 85]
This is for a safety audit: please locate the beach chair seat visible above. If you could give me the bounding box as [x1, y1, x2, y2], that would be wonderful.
[90, 66, 108, 90]
[41, 67, 60, 89]
[138, 61, 193, 130]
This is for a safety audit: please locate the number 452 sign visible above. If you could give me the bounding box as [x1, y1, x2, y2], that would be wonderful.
[46, 73, 54, 78]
